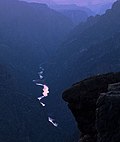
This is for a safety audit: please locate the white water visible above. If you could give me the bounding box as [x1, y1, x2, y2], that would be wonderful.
[33, 66, 58, 127]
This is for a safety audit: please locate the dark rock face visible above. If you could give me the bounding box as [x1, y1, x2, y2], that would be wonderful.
[62, 72, 120, 142]
[96, 82, 120, 142]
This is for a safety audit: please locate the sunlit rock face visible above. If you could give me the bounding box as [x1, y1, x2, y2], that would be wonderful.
[63, 72, 120, 142]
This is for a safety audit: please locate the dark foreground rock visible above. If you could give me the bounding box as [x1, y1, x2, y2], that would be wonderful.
[62, 72, 120, 142]
[96, 82, 120, 142]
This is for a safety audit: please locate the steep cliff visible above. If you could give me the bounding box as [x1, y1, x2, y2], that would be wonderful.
[51, 0, 120, 89]
[96, 82, 120, 142]
[63, 72, 120, 142]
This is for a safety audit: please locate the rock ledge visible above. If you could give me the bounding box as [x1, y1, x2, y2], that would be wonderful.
[63, 72, 120, 142]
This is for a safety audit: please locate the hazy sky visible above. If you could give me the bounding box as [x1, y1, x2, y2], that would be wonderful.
[53, 0, 115, 5]
[25, 0, 116, 6]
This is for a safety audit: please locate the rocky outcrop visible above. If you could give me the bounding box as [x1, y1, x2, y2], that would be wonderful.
[96, 82, 120, 142]
[62, 72, 120, 142]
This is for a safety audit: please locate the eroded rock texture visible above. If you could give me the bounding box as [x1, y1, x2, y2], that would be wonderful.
[96, 82, 120, 142]
[62, 72, 120, 142]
